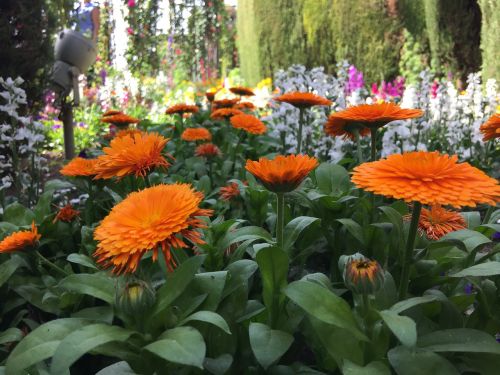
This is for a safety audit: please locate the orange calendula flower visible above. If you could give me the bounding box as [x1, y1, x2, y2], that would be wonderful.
[408, 205, 466, 241]
[213, 98, 240, 109]
[53, 204, 80, 223]
[165, 104, 199, 115]
[181, 127, 212, 142]
[229, 86, 255, 97]
[230, 114, 267, 135]
[195, 143, 221, 158]
[93, 183, 213, 274]
[220, 182, 241, 201]
[60, 157, 98, 177]
[479, 113, 500, 141]
[0, 222, 40, 253]
[245, 154, 319, 193]
[94, 132, 171, 179]
[324, 114, 371, 140]
[115, 128, 144, 139]
[102, 110, 122, 117]
[352, 151, 500, 208]
[234, 101, 256, 111]
[328, 102, 423, 129]
[211, 108, 244, 120]
[344, 257, 384, 295]
[205, 89, 219, 102]
[274, 92, 332, 109]
[101, 113, 140, 125]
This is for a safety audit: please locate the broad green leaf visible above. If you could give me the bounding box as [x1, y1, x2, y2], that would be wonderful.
[59, 273, 115, 304]
[388, 346, 459, 375]
[337, 219, 366, 246]
[34, 191, 53, 222]
[315, 163, 351, 195]
[222, 259, 258, 298]
[418, 329, 500, 354]
[5, 319, 90, 374]
[390, 295, 439, 314]
[71, 306, 114, 324]
[203, 354, 233, 375]
[193, 271, 227, 311]
[179, 311, 231, 334]
[0, 328, 23, 345]
[249, 323, 293, 370]
[379, 310, 417, 347]
[461, 211, 481, 229]
[3, 203, 35, 226]
[440, 229, 490, 252]
[236, 300, 266, 323]
[342, 360, 390, 375]
[95, 361, 136, 375]
[51, 324, 134, 374]
[284, 280, 366, 340]
[378, 206, 405, 252]
[283, 216, 320, 252]
[66, 254, 98, 270]
[144, 326, 206, 369]
[451, 262, 500, 277]
[0, 256, 23, 288]
[44, 179, 74, 191]
[219, 226, 272, 250]
[462, 353, 500, 375]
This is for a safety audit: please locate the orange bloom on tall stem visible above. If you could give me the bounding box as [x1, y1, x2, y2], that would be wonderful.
[165, 104, 199, 115]
[101, 113, 140, 126]
[115, 128, 144, 139]
[213, 98, 240, 109]
[211, 108, 244, 120]
[60, 157, 98, 177]
[205, 90, 219, 102]
[94, 132, 171, 180]
[181, 127, 212, 142]
[407, 205, 466, 240]
[102, 110, 122, 117]
[53, 204, 80, 223]
[479, 113, 500, 141]
[229, 86, 255, 97]
[230, 114, 267, 135]
[324, 114, 371, 140]
[274, 92, 332, 108]
[234, 102, 256, 111]
[93, 183, 213, 274]
[0, 222, 40, 253]
[352, 151, 500, 208]
[246, 154, 319, 193]
[195, 143, 221, 158]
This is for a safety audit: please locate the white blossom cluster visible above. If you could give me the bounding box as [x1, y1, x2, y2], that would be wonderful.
[0, 77, 47, 200]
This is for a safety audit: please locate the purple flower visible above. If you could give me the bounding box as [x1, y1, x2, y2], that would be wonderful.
[493, 232, 500, 242]
[52, 124, 61, 130]
[77, 122, 87, 128]
[464, 283, 474, 294]
[347, 65, 364, 95]
[496, 333, 500, 343]
[99, 68, 107, 85]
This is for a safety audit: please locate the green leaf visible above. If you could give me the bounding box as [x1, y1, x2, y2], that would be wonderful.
[388, 346, 459, 375]
[315, 163, 351, 195]
[249, 323, 293, 370]
[0, 328, 23, 345]
[51, 324, 134, 374]
[417, 329, 500, 354]
[337, 219, 366, 246]
[283, 216, 320, 253]
[95, 361, 136, 375]
[179, 311, 231, 334]
[0, 256, 23, 288]
[58, 273, 115, 304]
[461, 211, 481, 229]
[3, 203, 35, 226]
[193, 271, 227, 311]
[342, 360, 390, 375]
[44, 179, 74, 192]
[34, 191, 53, 222]
[71, 306, 114, 324]
[378, 206, 405, 252]
[451, 262, 500, 277]
[390, 295, 439, 314]
[151, 255, 206, 318]
[440, 230, 491, 252]
[66, 254, 98, 270]
[5, 318, 90, 374]
[379, 310, 417, 347]
[284, 280, 366, 340]
[203, 354, 233, 375]
[219, 226, 272, 250]
[144, 326, 206, 369]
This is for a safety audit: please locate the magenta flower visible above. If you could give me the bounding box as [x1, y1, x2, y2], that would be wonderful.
[127, 27, 134, 35]
[128, 0, 136, 7]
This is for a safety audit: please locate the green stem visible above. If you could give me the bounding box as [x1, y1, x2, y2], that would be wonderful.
[362, 294, 371, 318]
[144, 175, 151, 188]
[87, 178, 94, 225]
[276, 193, 285, 249]
[354, 129, 363, 164]
[482, 205, 495, 225]
[208, 161, 213, 189]
[297, 108, 305, 154]
[370, 127, 378, 161]
[398, 201, 422, 299]
[35, 251, 69, 276]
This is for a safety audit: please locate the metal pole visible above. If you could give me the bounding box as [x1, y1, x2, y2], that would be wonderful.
[61, 101, 75, 160]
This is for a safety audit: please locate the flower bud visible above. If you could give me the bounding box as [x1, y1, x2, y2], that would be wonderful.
[116, 280, 155, 317]
[343, 254, 384, 295]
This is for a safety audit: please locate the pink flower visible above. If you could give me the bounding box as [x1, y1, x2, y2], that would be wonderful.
[128, 0, 136, 7]
[127, 27, 134, 35]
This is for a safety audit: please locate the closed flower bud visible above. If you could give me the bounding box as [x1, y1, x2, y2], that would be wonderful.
[116, 280, 155, 317]
[343, 254, 384, 295]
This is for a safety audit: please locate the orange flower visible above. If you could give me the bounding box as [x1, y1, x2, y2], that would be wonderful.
[205, 89, 219, 102]
[245, 154, 319, 193]
[352, 151, 500, 207]
[213, 98, 240, 109]
[101, 113, 140, 125]
[115, 128, 144, 139]
[0, 222, 40, 253]
[94, 132, 171, 179]
[230, 114, 267, 135]
[406, 205, 466, 241]
[53, 204, 80, 223]
[480, 114, 500, 141]
[229, 86, 255, 97]
[165, 104, 199, 115]
[93, 183, 213, 274]
[344, 257, 384, 294]
[195, 143, 221, 158]
[211, 108, 244, 120]
[181, 127, 212, 142]
[103, 110, 122, 117]
[220, 182, 241, 201]
[324, 114, 371, 140]
[274, 92, 332, 109]
[328, 102, 423, 130]
[234, 101, 256, 111]
[60, 157, 98, 177]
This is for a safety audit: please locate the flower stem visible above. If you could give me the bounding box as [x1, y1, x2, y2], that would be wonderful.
[36, 251, 69, 276]
[208, 161, 213, 189]
[398, 201, 422, 299]
[297, 108, 305, 154]
[87, 178, 94, 225]
[276, 193, 285, 249]
[354, 129, 363, 164]
[370, 127, 377, 161]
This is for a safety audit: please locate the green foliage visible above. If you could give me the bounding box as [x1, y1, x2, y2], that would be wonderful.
[236, 0, 261, 85]
[479, 0, 500, 81]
